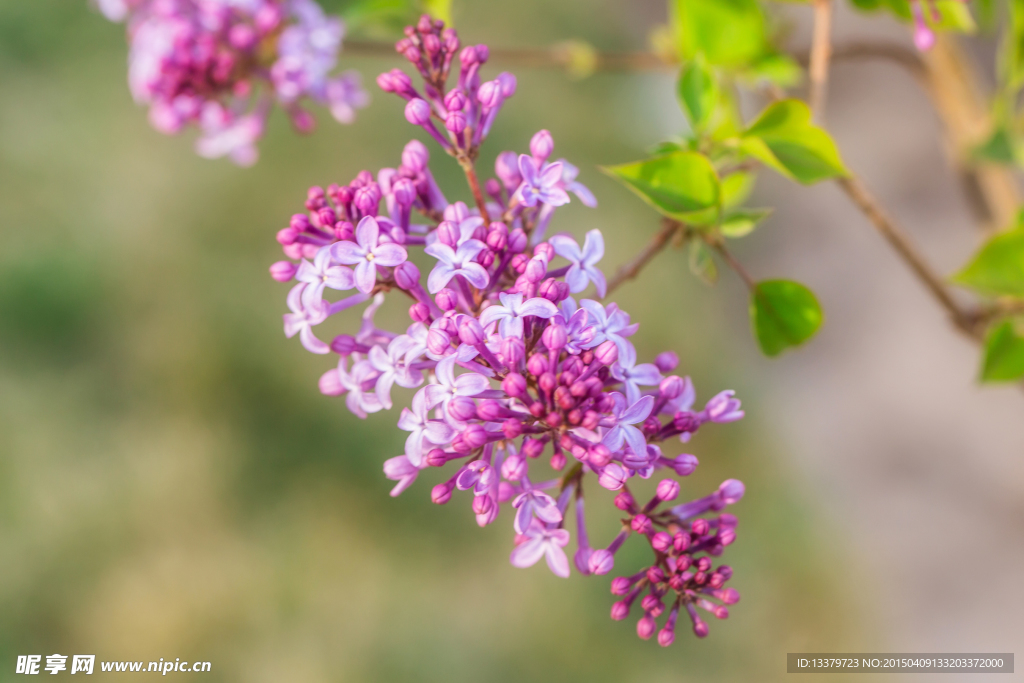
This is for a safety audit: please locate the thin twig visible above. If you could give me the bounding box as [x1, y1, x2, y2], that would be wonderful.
[343, 40, 672, 71]
[808, 0, 833, 120]
[604, 218, 682, 296]
[707, 238, 757, 290]
[836, 175, 982, 340]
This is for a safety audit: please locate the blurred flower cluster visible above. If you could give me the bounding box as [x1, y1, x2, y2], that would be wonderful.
[96, 0, 367, 165]
[268, 14, 747, 645]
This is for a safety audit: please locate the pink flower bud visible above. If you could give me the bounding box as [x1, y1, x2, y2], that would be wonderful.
[588, 444, 612, 468]
[613, 490, 635, 512]
[472, 494, 493, 515]
[651, 531, 672, 553]
[610, 601, 630, 621]
[656, 479, 680, 502]
[654, 350, 678, 372]
[463, 423, 489, 449]
[443, 89, 467, 112]
[542, 323, 567, 351]
[445, 111, 467, 134]
[631, 514, 652, 534]
[448, 396, 478, 422]
[269, 261, 297, 282]
[522, 437, 545, 458]
[588, 549, 614, 575]
[657, 628, 675, 647]
[431, 483, 452, 504]
[692, 519, 709, 536]
[318, 369, 344, 396]
[477, 80, 502, 108]
[598, 463, 627, 491]
[646, 566, 665, 584]
[636, 615, 656, 640]
[719, 479, 745, 505]
[526, 353, 548, 377]
[501, 372, 527, 398]
[673, 532, 690, 553]
[409, 302, 430, 323]
[529, 129, 554, 162]
[500, 453, 526, 481]
[501, 418, 522, 439]
[401, 139, 429, 172]
[610, 577, 632, 595]
[641, 594, 664, 616]
[594, 340, 618, 366]
[458, 318, 486, 346]
[393, 261, 420, 290]
[426, 328, 452, 355]
[405, 98, 432, 125]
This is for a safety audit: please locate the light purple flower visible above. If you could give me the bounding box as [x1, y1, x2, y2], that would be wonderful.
[479, 292, 559, 339]
[456, 460, 496, 495]
[330, 216, 408, 293]
[579, 299, 639, 355]
[512, 485, 563, 534]
[283, 283, 330, 354]
[663, 375, 697, 414]
[611, 343, 663, 405]
[383, 455, 419, 497]
[424, 239, 489, 293]
[196, 109, 265, 167]
[601, 393, 654, 457]
[703, 390, 744, 423]
[512, 156, 571, 208]
[398, 390, 455, 466]
[338, 355, 383, 418]
[510, 520, 571, 578]
[295, 245, 355, 307]
[423, 355, 490, 415]
[369, 335, 424, 409]
[550, 229, 606, 297]
[557, 159, 597, 207]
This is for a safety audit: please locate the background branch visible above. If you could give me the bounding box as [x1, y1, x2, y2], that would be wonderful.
[604, 218, 682, 296]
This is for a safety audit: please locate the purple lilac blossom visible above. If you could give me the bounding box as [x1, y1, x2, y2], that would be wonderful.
[268, 14, 746, 645]
[97, 0, 367, 165]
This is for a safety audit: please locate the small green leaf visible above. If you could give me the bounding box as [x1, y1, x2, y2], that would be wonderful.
[601, 151, 721, 219]
[930, 0, 976, 33]
[688, 240, 719, 285]
[421, 0, 452, 24]
[670, 0, 767, 68]
[1001, 0, 1024, 89]
[678, 54, 718, 130]
[750, 279, 823, 356]
[741, 53, 804, 88]
[721, 208, 772, 238]
[981, 320, 1024, 382]
[972, 127, 1018, 165]
[721, 171, 756, 209]
[741, 99, 849, 184]
[952, 227, 1024, 297]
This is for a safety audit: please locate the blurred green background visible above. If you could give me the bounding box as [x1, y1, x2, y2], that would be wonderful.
[4, 0, 985, 680]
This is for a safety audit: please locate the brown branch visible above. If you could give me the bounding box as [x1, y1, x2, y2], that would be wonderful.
[707, 237, 756, 290]
[836, 174, 983, 340]
[343, 40, 672, 72]
[808, 0, 833, 121]
[604, 218, 683, 297]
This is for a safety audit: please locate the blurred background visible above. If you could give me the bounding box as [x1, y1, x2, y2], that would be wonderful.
[0, 0, 1022, 680]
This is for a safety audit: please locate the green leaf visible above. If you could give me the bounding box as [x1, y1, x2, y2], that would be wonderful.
[720, 171, 756, 209]
[688, 240, 719, 285]
[972, 127, 1018, 165]
[750, 279, 824, 356]
[741, 99, 849, 184]
[721, 208, 772, 238]
[930, 0, 976, 33]
[981, 321, 1024, 382]
[741, 53, 804, 88]
[952, 227, 1024, 297]
[678, 54, 718, 130]
[1001, 0, 1024, 89]
[421, 0, 452, 24]
[601, 151, 721, 218]
[670, 0, 767, 68]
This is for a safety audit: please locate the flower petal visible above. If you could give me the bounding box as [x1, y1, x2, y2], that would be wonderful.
[353, 260, 377, 293]
[355, 215, 380, 249]
[329, 240, 365, 265]
[509, 536, 546, 568]
[544, 541, 571, 578]
[372, 242, 408, 267]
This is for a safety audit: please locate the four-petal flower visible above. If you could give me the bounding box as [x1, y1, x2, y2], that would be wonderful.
[330, 216, 408, 293]
[509, 520, 571, 578]
[512, 155, 570, 208]
[295, 245, 355, 308]
[550, 229, 606, 297]
[479, 292, 558, 339]
[424, 239, 490, 293]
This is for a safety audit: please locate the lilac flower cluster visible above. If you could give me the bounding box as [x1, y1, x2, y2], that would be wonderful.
[269, 14, 746, 644]
[97, 0, 367, 165]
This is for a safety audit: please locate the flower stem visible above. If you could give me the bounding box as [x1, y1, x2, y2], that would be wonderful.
[604, 218, 683, 297]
